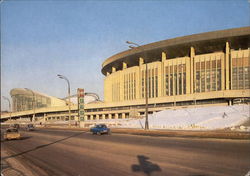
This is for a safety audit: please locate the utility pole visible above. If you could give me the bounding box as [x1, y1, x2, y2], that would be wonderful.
[2, 96, 12, 121]
[57, 74, 71, 122]
[126, 41, 149, 130]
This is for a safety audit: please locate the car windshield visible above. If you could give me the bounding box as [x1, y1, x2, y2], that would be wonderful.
[6, 128, 18, 133]
[96, 125, 106, 128]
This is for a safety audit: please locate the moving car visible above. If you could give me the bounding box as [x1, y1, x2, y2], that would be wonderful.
[90, 124, 111, 135]
[4, 128, 21, 140]
[26, 124, 35, 131]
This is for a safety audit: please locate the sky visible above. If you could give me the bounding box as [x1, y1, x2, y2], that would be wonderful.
[1, 0, 249, 111]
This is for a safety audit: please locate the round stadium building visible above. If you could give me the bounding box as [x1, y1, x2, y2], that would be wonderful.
[100, 26, 250, 117]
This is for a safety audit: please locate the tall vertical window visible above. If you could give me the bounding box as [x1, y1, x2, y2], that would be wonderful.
[155, 68, 158, 97]
[211, 60, 216, 91]
[170, 66, 173, 96]
[183, 64, 186, 94]
[178, 65, 182, 95]
[174, 65, 177, 95]
[195, 62, 200, 93]
[124, 75, 128, 100]
[165, 66, 169, 96]
[206, 61, 211, 92]
[232, 58, 238, 89]
[201, 62, 205, 92]
[232, 55, 250, 90]
[244, 57, 250, 89]
[238, 58, 244, 89]
[217, 59, 221, 91]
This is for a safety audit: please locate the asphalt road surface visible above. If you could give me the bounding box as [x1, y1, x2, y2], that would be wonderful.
[1, 127, 250, 176]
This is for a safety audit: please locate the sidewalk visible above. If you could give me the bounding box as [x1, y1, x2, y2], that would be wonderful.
[1, 150, 36, 176]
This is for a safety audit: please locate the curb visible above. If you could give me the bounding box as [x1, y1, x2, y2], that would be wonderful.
[37, 126, 250, 140]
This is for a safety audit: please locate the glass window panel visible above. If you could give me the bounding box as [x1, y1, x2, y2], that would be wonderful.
[183, 72, 186, 94]
[170, 74, 173, 96]
[179, 73, 182, 95]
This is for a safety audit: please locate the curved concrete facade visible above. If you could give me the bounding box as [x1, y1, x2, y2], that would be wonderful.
[102, 27, 250, 108]
[102, 26, 250, 75]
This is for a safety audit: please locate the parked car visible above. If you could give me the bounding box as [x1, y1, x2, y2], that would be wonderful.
[4, 128, 21, 140]
[26, 124, 35, 131]
[9, 124, 20, 129]
[90, 124, 111, 135]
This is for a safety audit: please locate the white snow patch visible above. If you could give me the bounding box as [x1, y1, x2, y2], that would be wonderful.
[93, 105, 250, 130]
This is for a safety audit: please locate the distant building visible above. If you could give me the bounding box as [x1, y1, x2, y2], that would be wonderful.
[10, 88, 66, 112]
[1, 27, 249, 122]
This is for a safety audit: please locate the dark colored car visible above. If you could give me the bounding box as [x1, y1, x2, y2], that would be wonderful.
[26, 124, 35, 131]
[9, 124, 20, 130]
[90, 124, 111, 135]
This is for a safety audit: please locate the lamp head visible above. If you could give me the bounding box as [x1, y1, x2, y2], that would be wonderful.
[57, 74, 64, 79]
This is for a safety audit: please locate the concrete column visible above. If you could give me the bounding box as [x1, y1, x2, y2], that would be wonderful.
[107, 72, 110, 76]
[108, 114, 112, 120]
[43, 113, 47, 122]
[221, 53, 225, 90]
[122, 113, 125, 119]
[190, 47, 195, 94]
[112, 67, 116, 73]
[115, 113, 118, 119]
[225, 42, 230, 90]
[102, 114, 105, 120]
[186, 57, 191, 94]
[157, 62, 162, 97]
[83, 115, 86, 121]
[96, 114, 99, 120]
[137, 112, 140, 117]
[136, 66, 140, 100]
[139, 57, 144, 66]
[161, 53, 166, 97]
[162, 52, 167, 62]
[90, 115, 93, 121]
[123, 62, 127, 69]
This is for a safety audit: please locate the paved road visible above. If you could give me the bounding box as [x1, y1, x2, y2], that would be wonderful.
[1, 128, 250, 176]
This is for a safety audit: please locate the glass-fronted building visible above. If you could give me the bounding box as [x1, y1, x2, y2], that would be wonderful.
[10, 88, 66, 112]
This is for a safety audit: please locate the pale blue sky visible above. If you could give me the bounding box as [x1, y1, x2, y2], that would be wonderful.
[1, 0, 249, 110]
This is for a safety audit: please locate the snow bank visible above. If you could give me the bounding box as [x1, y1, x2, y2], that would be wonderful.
[93, 105, 249, 130]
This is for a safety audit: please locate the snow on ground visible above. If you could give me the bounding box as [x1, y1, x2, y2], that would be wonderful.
[90, 105, 250, 130]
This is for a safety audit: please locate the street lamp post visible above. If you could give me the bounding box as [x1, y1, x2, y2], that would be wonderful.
[2, 96, 12, 121]
[57, 74, 71, 122]
[126, 41, 149, 130]
[25, 88, 36, 122]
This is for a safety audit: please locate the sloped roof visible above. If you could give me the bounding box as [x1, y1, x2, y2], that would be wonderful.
[102, 26, 250, 75]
